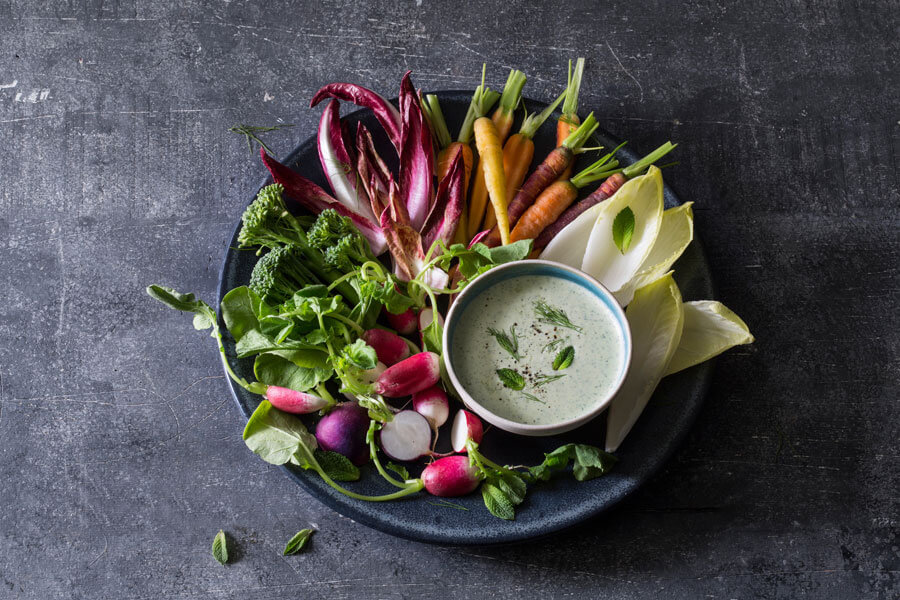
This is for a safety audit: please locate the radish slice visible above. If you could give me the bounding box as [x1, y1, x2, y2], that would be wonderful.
[412, 385, 450, 428]
[379, 410, 432, 462]
[451, 409, 483, 453]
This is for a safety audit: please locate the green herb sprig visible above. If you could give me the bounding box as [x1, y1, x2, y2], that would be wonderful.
[534, 299, 583, 333]
[488, 325, 521, 360]
[534, 373, 566, 387]
[229, 123, 295, 154]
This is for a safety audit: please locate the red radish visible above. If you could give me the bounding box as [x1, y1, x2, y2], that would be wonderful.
[451, 409, 483, 453]
[315, 402, 370, 465]
[379, 410, 433, 462]
[412, 386, 450, 428]
[374, 352, 441, 397]
[265, 386, 331, 414]
[422, 455, 482, 497]
[383, 307, 417, 335]
[362, 329, 410, 366]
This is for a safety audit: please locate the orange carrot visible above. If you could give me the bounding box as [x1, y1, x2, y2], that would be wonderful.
[555, 58, 585, 181]
[466, 70, 526, 239]
[509, 180, 578, 243]
[437, 142, 473, 192]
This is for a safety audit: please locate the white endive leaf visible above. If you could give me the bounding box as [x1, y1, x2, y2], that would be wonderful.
[614, 201, 694, 306]
[538, 201, 604, 268]
[665, 301, 754, 375]
[581, 167, 664, 296]
[605, 273, 683, 452]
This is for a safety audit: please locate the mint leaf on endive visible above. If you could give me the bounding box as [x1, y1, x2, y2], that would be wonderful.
[612, 206, 635, 254]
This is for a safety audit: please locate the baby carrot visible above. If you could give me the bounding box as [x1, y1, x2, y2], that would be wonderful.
[467, 70, 526, 239]
[555, 58, 585, 181]
[474, 116, 509, 245]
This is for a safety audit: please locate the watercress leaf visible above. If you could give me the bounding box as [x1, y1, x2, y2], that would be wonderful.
[314, 450, 360, 481]
[527, 444, 575, 481]
[192, 312, 214, 331]
[496, 368, 525, 391]
[236, 330, 324, 360]
[283, 529, 314, 556]
[421, 318, 443, 354]
[552, 346, 575, 370]
[243, 400, 318, 465]
[487, 239, 533, 264]
[612, 206, 636, 254]
[341, 339, 377, 370]
[292, 285, 328, 299]
[254, 354, 329, 392]
[212, 530, 228, 565]
[386, 462, 410, 481]
[481, 483, 516, 520]
[221, 286, 267, 341]
[147, 285, 204, 313]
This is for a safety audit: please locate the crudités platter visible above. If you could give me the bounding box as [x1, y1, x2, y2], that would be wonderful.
[215, 92, 717, 545]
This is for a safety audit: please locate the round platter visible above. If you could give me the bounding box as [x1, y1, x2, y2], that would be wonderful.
[218, 91, 714, 545]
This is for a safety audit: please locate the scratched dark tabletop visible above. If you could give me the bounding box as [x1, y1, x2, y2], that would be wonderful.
[1, 1, 898, 598]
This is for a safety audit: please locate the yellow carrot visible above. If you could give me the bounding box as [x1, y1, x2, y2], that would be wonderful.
[474, 116, 509, 245]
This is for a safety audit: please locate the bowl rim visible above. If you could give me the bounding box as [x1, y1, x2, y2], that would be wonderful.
[442, 258, 633, 436]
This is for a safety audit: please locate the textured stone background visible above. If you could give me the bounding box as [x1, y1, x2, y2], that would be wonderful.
[1, 1, 897, 598]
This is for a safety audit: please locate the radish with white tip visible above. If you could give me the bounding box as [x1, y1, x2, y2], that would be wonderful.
[411, 385, 449, 428]
[379, 410, 433, 462]
[422, 455, 482, 497]
[451, 409, 483, 453]
[374, 352, 441, 397]
[265, 386, 332, 414]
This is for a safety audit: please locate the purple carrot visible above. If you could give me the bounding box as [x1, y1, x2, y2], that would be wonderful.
[310, 82, 402, 151]
[398, 72, 434, 232]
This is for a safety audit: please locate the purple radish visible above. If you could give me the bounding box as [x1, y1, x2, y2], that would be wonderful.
[451, 409, 483, 453]
[379, 410, 432, 462]
[266, 386, 331, 414]
[422, 455, 482, 497]
[315, 402, 370, 465]
[384, 307, 417, 335]
[362, 329, 411, 366]
[374, 352, 441, 397]
[412, 385, 449, 428]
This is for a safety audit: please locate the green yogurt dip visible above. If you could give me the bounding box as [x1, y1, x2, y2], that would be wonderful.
[450, 274, 625, 426]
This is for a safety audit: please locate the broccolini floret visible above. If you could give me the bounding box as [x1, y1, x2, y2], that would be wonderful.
[249, 245, 322, 306]
[308, 209, 377, 272]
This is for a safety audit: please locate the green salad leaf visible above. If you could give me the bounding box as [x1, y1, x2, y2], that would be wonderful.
[665, 300, 754, 375]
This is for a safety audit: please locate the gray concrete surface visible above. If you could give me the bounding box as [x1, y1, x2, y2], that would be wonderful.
[0, 1, 897, 598]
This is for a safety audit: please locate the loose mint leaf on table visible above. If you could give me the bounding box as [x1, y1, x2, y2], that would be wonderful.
[612, 206, 636, 254]
[314, 450, 360, 482]
[552, 346, 575, 371]
[212, 530, 228, 565]
[496, 368, 525, 390]
[283, 529, 314, 556]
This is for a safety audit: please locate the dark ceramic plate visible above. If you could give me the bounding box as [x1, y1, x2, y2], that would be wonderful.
[218, 92, 713, 545]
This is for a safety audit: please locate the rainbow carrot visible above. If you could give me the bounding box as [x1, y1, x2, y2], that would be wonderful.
[555, 58, 585, 181]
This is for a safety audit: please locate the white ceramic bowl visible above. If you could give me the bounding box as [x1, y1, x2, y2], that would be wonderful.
[442, 259, 632, 437]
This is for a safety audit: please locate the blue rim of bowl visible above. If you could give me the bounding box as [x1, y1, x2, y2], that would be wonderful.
[443, 259, 633, 436]
[215, 91, 716, 545]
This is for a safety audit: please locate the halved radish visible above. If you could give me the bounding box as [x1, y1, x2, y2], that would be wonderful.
[451, 409, 483, 453]
[412, 385, 450, 428]
[418, 307, 444, 332]
[379, 410, 432, 462]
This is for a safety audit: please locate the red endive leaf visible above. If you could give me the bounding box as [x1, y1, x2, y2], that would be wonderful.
[422, 146, 464, 251]
[398, 72, 434, 232]
[317, 99, 375, 223]
[310, 82, 401, 151]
